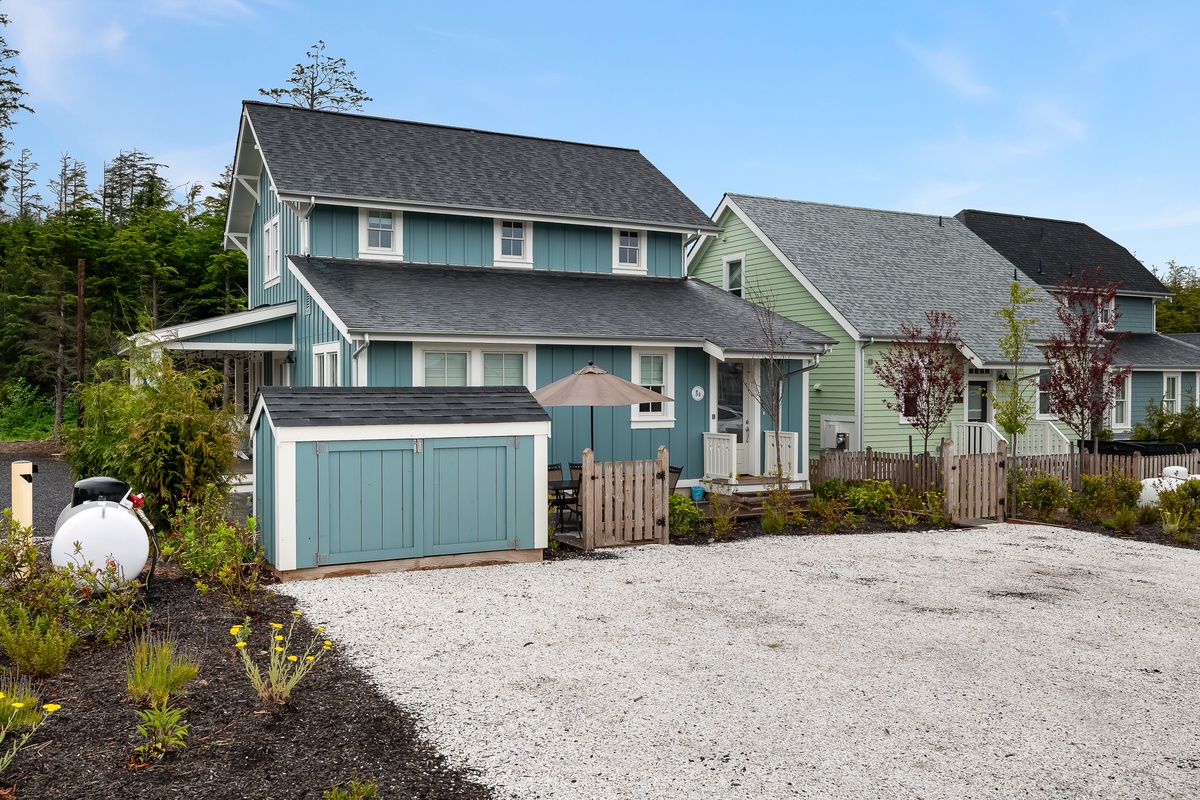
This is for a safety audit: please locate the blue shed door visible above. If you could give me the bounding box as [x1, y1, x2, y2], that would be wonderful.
[309, 436, 530, 567]
[317, 441, 420, 565]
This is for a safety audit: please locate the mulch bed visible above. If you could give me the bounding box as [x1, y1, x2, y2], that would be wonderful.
[1, 564, 494, 800]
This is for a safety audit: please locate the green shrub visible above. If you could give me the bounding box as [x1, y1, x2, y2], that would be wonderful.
[1157, 478, 1200, 533]
[809, 496, 850, 533]
[705, 492, 738, 539]
[0, 607, 75, 678]
[812, 478, 847, 502]
[325, 777, 380, 800]
[63, 350, 241, 529]
[133, 700, 190, 764]
[668, 493, 701, 535]
[1025, 475, 1067, 522]
[126, 632, 199, 706]
[1110, 473, 1143, 512]
[1112, 507, 1138, 533]
[165, 487, 265, 615]
[0, 378, 56, 441]
[1138, 503, 1159, 526]
[844, 480, 896, 517]
[1069, 474, 1112, 522]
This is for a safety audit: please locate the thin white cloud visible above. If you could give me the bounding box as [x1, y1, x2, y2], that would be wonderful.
[898, 36, 993, 99]
[143, 0, 253, 25]
[7, 0, 128, 106]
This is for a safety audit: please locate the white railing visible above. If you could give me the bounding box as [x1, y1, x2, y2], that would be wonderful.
[1013, 421, 1073, 456]
[763, 430, 800, 479]
[951, 421, 1005, 455]
[702, 432, 737, 481]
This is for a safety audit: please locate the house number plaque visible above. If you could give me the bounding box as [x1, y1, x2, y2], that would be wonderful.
[690, 386, 705, 401]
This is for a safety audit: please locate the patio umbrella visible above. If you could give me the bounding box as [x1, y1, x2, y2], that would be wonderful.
[533, 362, 673, 452]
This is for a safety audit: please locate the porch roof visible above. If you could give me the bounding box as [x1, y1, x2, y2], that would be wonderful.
[131, 302, 295, 353]
[1113, 333, 1200, 370]
[290, 257, 837, 359]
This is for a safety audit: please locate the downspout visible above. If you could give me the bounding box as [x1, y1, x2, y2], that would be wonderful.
[857, 338, 874, 451]
[352, 333, 371, 387]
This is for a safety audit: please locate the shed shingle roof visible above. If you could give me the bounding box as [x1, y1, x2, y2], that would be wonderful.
[245, 101, 718, 233]
[955, 209, 1168, 296]
[289, 256, 836, 357]
[257, 386, 550, 428]
[726, 194, 1061, 364]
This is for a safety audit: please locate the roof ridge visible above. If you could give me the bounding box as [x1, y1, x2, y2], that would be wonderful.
[729, 193, 959, 223]
[243, 100, 641, 154]
[958, 208, 1090, 228]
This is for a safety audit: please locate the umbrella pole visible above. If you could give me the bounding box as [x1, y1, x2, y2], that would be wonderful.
[590, 405, 595, 456]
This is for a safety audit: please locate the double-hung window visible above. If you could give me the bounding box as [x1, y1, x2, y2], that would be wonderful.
[1036, 368, 1055, 419]
[312, 342, 340, 387]
[494, 220, 533, 266]
[359, 208, 402, 259]
[614, 229, 644, 274]
[367, 211, 394, 249]
[417, 346, 534, 388]
[1111, 374, 1131, 431]
[631, 349, 674, 428]
[1163, 372, 1181, 414]
[723, 254, 744, 297]
[263, 215, 280, 286]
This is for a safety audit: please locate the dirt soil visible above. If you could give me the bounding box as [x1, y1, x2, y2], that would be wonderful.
[1, 563, 494, 800]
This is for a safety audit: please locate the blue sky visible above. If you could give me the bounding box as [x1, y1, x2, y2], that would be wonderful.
[7, 0, 1198, 272]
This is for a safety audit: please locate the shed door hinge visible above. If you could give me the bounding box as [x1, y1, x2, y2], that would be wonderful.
[509, 436, 519, 448]
[313, 442, 326, 455]
[412, 438, 423, 453]
[315, 552, 329, 566]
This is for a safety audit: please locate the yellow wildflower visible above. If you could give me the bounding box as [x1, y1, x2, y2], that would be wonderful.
[316, 626, 326, 633]
[305, 656, 315, 661]
[10, 702, 23, 709]
[275, 646, 284, 652]
[42, 703, 61, 713]
[323, 640, 332, 647]
[235, 642, 247, 648]
[323, 644, 332, 651]
[274, 635, 284, 641]
[229, 626, 242, 636]
[287, 655, 298, 662]
[269, 622, 283, 629]
[291, 610, 302, 616]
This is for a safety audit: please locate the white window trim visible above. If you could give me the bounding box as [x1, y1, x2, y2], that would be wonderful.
[358, 208, 403, 261]
[963, 374, 994, 424]
[263, 214, 281, 288]
[312, 341, 341, 387]
[613, 229, 647, 275]
[493, 219, 534, 268]
[1163, 371, 1181, 414]
[1111, 372, 1132, 432]
[412, 344, 537, 390]
[723, 252, 746, 297]
[631, 348, 674, 429]
[1036, 367, 1058, 421]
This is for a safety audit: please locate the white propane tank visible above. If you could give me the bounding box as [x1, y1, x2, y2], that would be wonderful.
[51, 497, 149, 589]
[1139, 466, 1191, 507]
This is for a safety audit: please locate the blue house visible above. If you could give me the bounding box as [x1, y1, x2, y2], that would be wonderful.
[957, 209, 1200, 437]
[139, 102, 834, 569]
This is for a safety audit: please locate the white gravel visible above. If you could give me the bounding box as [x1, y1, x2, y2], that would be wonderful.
[278, 525, 1200, 799]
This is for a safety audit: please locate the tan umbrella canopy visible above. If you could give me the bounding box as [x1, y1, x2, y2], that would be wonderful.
[533, 362, 673, 452]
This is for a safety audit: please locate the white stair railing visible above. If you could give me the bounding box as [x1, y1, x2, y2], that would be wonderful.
[702, 432, 737, 481]
[951, 421, 1005, 454]
[763, 430, 800, 479]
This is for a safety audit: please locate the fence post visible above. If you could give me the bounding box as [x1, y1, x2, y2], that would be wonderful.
[582, 448, 596, 551]
[866, 446, 874, 481]
[657, 445, 669, 545]
[1133, 451, 1143, 481]
[996, 439, 1007, 523]
[941, 438, 958, 523]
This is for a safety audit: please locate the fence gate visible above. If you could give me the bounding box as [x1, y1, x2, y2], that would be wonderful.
[580, 445, 670, 550]
[941, 439, 1006, 523]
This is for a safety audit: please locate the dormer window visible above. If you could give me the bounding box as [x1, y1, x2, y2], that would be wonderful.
[368, 211, 393, 249]
[494, 219, 533, 266]
[614, 229, 645, 274]
[723, 254, 745, 297]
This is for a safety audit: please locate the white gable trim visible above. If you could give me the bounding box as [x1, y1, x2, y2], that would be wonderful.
[287, 258, 351, 340]
[707, 195, 863, 342]
[272, 420, 550, 444]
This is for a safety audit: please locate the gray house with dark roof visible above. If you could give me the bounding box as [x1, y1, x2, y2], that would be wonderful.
[958, 209, 1200, 437]
[141, 102, 834, 512]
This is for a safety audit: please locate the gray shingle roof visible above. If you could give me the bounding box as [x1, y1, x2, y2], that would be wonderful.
[727, 194, 1061, 364]
[245, 101, 718, 233]
[257, 386, 550, 428]
[956, 209, 1169, 296]
[289, 256, 836, 357]
[1119, 334, 1200, 369]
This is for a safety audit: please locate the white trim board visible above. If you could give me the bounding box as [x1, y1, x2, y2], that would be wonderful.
[268, 420, 552, 443]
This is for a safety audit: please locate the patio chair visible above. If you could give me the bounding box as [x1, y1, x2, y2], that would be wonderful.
[562, 462, 584, 529]
[668, 465, 684, 493]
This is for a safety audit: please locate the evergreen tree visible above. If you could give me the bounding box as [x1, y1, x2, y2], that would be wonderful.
[0, 10, 31, 202]
[258, 40, 372, 111]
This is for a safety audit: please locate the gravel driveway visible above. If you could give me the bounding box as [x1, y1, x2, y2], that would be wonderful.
[280, 526, 1200, 799]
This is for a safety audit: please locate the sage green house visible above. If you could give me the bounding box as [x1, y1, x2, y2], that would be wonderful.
[687, 194, 1070, 457]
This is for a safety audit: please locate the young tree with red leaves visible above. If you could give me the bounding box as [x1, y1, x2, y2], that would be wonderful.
[873, 311, 966, 455]
[1041, 269, 1131, 461]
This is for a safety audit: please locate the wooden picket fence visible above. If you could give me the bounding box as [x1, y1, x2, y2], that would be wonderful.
[814, 444, 1200, 524]
[579, 446, 670, 551]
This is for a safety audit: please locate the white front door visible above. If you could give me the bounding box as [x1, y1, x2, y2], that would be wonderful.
[717, 360, 758, 475]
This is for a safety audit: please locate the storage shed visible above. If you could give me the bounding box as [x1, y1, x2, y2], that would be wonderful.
[251, 386, 551, 578]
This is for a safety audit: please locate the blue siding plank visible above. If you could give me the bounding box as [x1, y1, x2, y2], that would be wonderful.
[295, 444, 320, 568]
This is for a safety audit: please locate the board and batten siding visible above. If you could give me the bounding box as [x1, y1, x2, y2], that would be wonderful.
[690, 206, 850, 456]
[1115, 296, 1156, 333]
[367, 341, 414, 386]
[294, 284, 352, 387]
[184, 316, 293, 346]
[536, 344, 708, 480]
[533, 222, 611, 273]
[250, 166, 303, 309]
[310, 205, 358, 258]
[404, 211, 492, 266]
[253, 416, 277, 565]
